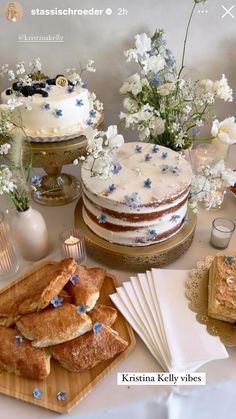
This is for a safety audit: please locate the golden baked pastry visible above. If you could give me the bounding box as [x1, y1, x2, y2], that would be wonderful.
[89, 304, 117, 327]
[0, 326, 51, 380]
[50, 324, 128, 372]
[18, 258, 77, 314]
[16, 303, 92, 347]
[88, 267, 106, 290]
[65, 265, 101, 311]
[208, 253, 236, 323]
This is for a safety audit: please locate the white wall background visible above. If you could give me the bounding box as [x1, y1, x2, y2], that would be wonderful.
[0, 0, 236, 139]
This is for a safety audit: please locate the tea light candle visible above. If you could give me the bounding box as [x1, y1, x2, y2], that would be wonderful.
[59, 229, 86, 263]
[211, 218, 235, 249]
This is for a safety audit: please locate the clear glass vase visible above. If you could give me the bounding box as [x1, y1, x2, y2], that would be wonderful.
[0, 212, 19, 278]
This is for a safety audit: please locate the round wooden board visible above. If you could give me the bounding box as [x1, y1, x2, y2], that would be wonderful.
[74, 200, 197, 271]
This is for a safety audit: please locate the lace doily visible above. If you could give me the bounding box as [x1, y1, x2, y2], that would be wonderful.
[186, 256, 236, 347]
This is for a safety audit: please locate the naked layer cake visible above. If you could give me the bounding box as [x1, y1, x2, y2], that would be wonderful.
[81, 142, 192, 246]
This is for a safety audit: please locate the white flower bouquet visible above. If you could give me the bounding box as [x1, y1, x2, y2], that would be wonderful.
[120, 0, 234, 151]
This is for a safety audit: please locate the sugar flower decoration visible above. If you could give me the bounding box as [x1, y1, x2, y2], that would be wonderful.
[144, 153, 152, 162]
[161, 164, 169, 173]
[170, 214, 181, 223]
[124, 192, 141, 209]
[89, 109, 97, 118]
[86, 119, 93, 126]
[111, 163, 122, 175]
[144, 178, 152, 188]
[170, 166, 181, 175]
[57, 391, 67, 401]
[152, 145, 159, 153]
[32, 388, 41, 400]
[51, 296, 63, 308]
[76, 304, 88, 314]
[14, 335, 23, 344]
[67, 85, 74, 93]
[41, 103, 50, 111]
[54, 109, 63, 118]
[93, 322, 102, 334]
[148, 229, 157, 239]
[76, 99, 84, 107]
[107, 184, 116, 193]
[225, 256, 234, 265]
[161, 151, 168, 159]
[135, 145, 142, 153]
[70, 274, 79, 285]
[97, 214, 107, 224]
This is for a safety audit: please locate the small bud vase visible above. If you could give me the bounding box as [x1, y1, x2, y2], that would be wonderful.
[11, 207, 49, 261]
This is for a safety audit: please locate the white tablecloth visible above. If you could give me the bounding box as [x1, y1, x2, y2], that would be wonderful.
[1, 163, 236, 419]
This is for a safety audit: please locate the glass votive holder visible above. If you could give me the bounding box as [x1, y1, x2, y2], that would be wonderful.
[210, 218, 235, 249]
[59, 228, 86, 263]
[0, 212, 19, 278]
[194, 143, 217, 169]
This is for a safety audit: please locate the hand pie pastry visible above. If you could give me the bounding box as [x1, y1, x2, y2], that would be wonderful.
[50, 324, 128, 372]
[87, 267, 106, 290]
[65, 265, 101, 311]
[18, 258, 78, 314]
[16, 303, 92, 347]
[89, 304, 117, 327]
[0, 326, 51, 380]
[208, 253, 236, 323]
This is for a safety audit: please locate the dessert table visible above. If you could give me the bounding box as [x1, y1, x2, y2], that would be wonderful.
[1, 161, 236, 419]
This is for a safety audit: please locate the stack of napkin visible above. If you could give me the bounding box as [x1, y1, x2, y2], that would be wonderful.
[110, 269, 228, 373]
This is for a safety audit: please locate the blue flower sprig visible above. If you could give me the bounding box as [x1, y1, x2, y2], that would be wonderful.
[41, 103, 50, 111]
[170, 214, 181, 223]
[67, 85, 74, 93]
[148, 229, 157, 239]
[14, 335, 23, 345]
[124, 192, 141, 209]
[76, 304, 88, 314]
[57, 391, 67, 401]
[76, 99, 84, 107]
[93, 322, 102, 334]
[144, 178, 152, 188]
[70, 274, 79, 285]
[111, 163, 122, 175]
[51, 296, 63, 308]
[54, 109, 63, 118]
[135, 145, 142, 153]
[225, 256, 234, 265]
[89, 109, 97, 118]
[33, 388, 41, 400]
[107, 184, 116, 193]
[145, 153, 152, 162]
[152, 145, 159, 153]
[161, 151, 168, 159]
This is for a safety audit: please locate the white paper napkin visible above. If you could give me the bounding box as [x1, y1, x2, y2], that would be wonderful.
[110, 269, 228, 373]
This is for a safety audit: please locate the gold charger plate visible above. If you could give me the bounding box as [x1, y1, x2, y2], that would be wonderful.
[186, 255, 236, 347]
[75, 200, 197, 271]
[0, 261, 136, 413]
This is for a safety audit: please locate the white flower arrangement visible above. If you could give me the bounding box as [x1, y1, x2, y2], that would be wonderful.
[189, 160, 236, 211]
[80, 125, 124, 179]
[119, 0, 233, 151]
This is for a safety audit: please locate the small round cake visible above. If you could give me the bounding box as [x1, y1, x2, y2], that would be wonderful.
[1, 84, 99, 139]
[81, 142, 192, 247]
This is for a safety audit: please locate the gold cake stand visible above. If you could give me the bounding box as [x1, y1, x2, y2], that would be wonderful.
[30, 114, 104, 206]
[74, 200, 197, 271]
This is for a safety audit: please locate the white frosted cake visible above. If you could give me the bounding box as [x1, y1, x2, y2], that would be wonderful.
[81, 142, 192, 247]
[1, 84, 100, 139]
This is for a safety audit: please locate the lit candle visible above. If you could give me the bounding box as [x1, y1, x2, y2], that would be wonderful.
[60, 229, 86, 263]
[211, 218, 235, 249]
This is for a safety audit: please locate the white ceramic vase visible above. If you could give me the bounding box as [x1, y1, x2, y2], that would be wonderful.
[11, 207, 49, 261]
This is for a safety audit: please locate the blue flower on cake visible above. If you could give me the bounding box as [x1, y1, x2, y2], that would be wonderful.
[170, 214, 181, 223]
[225, 256, 234, 265]
[111, 162, 122, 175]
[76, 99, 84, 107]
[147, 229, 157, 239]
[161, 164, 169, 173]
[14, 335, 23, 344]
[144, 178, 152, 188]
[89, 109, 97, 118]
[183, 216, 189, 225]
[97, 214, 107, 224]
[124, 192, 141, 209]
[67, 85, 74, 93]
[70, 274, 79, 285]
[41, 102, 50, 111]
[86, 119, 93, 126]
[51, 296, 63, 308]
[57, 391, 67, 402]
[152, 145, 159, 153]
[135, 145, 142, 153]
[161, 151, 168, 159]
[32, 388, 41, 400]
[54, 108, 63, 118]
[107, 184, 116, 193]
[170, 166, 181, 175]
[145, 153, 152, 162]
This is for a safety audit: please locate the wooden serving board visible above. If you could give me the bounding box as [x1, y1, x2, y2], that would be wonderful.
[0, 262, 136, 413]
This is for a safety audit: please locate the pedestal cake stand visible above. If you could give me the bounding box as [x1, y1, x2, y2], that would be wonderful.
[29, 113, 104, 206]
[74, 200, 197, 271]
